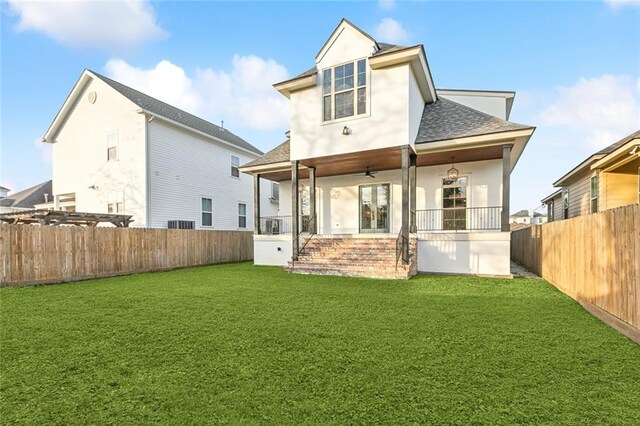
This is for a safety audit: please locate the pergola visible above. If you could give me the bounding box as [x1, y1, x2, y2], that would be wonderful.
[0, 209, 133, 227]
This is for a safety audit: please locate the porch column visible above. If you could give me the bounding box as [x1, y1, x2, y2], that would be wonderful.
[292, 160, 299, 260]
[253, 174, 261, 235]
[309, 166, 317, 234]
[410, 153, 417, 233]
[401, 145, 410, 263]
[502, 144, 512, 232]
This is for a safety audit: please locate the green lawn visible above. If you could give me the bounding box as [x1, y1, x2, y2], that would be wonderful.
[1, 263, 639, 424]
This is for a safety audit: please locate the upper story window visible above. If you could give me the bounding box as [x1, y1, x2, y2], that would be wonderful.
[562, 189, 569, 219]
[231, 155, 240, 178]
[548, 201, 554, 222]
[107, 131, 118, 161]
[323, 59, 367, 122]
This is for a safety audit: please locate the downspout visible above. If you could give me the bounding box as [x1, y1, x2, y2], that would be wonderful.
[145, 115, 153, 227]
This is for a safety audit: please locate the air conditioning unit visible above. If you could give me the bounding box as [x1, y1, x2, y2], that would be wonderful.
[168, 220, 195, 230]
[265, 219, 280, 235]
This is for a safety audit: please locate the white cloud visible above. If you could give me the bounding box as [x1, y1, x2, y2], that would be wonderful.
[8, 0, 167, 51]
[538, 74, 640, 150]
[378, 0, 396, 10]
[374, 18, 409, 44]
[105, 56, 290, 131]
[604, 0, 640, 8]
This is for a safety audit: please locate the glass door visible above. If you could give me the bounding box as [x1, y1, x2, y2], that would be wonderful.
[359, 184, 390, 233]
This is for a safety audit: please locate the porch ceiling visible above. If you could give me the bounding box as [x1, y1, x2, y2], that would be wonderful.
[260, 145, 504, 182]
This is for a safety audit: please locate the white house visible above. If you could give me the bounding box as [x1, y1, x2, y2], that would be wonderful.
[42, 70, 278, 229]
[241, 19, 535, 278]
[0, 181, 53, 213]
[509, 210, 547, 226]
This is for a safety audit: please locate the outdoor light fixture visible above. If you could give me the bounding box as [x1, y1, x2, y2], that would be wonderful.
[342, 126, 351, 135]
[447, 157, 459, 180]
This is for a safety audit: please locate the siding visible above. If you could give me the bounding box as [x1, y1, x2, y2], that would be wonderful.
[52, 77, 147, 225]
[565, 171, 592, 218]
[601, 166, 639, 210]
[147, 120, 276, 230]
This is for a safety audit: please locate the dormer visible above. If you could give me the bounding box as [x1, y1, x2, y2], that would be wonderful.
[275, 19, 437, 161]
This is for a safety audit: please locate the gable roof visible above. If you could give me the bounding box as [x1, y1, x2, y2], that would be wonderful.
[0, 180, 52, 209]
[89, 71, 263, 155]
[315, 18, 379, 61]
[43, 70, 262, 156]
[241, 139, 290, 168]
[553, 129, 640, 186]
[415, 97, 534, 144]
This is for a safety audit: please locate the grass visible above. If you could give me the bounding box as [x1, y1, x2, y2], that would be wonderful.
[1, 263, 639, 425]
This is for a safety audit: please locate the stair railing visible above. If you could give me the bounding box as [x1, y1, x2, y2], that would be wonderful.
[293, 214, 316, 261]
[395, 227, 407, 270]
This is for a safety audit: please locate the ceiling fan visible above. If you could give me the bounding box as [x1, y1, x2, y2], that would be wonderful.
[352, 167, 376, 179]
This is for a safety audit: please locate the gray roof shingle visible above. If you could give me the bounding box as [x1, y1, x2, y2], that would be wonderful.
[0, 180, 52, 209]
[90, 71, 263, 155]
[242, 140, 290, 168]
[415, 98, 533, 144]
[595, 129, 640, 155]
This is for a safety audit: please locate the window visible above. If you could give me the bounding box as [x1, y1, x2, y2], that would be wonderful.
[590, 175, 599, 214]
[107, 202, 124, 213]
[270, 181, 279, 202]
[231, 155, 240, 178]
[442, 177, 467, 230]
[562, 189, 569, 219]
[107, 132, 118, 161]
[202, 197, 213, 227]
[548, 201, 554, 222]
[322, 59, 367, 121]
[238, 203, 247, 228]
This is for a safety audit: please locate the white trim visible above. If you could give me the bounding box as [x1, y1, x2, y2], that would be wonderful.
[590, 138, 640, 170]
[368, 46, 437, 103]
[415, 129, 533, 152]
[138, 110, 261, 157]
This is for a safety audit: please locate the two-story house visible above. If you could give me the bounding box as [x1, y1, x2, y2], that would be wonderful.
[542, 130, 640, 222]
[41, 70, 278, 229]
[241, 19, 535, 278]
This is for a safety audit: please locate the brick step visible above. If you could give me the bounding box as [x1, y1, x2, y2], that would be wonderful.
[285, 266, 412, 279]
[296, 257, 399, 263]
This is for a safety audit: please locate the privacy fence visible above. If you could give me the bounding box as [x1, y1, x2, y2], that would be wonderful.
[511, 203, 639, 343]
[0, 225, 253, 286]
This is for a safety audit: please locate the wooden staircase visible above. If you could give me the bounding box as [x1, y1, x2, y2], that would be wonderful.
[286, 235, 417, 279]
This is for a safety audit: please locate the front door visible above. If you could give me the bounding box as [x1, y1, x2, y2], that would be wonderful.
[359, 184, 390, 233]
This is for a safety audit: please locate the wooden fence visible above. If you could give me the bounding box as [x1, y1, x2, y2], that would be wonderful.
[511, 203, 639, 342]
[0, 225, 253, 286]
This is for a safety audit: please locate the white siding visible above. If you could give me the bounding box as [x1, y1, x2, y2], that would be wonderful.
[52, 77, 147, 225]
[147, 120, 274, 230]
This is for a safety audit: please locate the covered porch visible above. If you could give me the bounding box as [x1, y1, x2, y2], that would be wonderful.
[248, 142, 514, 277]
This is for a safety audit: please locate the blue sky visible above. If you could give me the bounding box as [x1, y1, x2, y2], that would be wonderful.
[2, 0, 639, 212]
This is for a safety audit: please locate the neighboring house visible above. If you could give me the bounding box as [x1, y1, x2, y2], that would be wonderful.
[509, 210, 547, 226]
[542, 130, 640, 222]
[0, 180, 53, 213]
[240, 19, 535, 278]
[41, 70, 277, 229]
